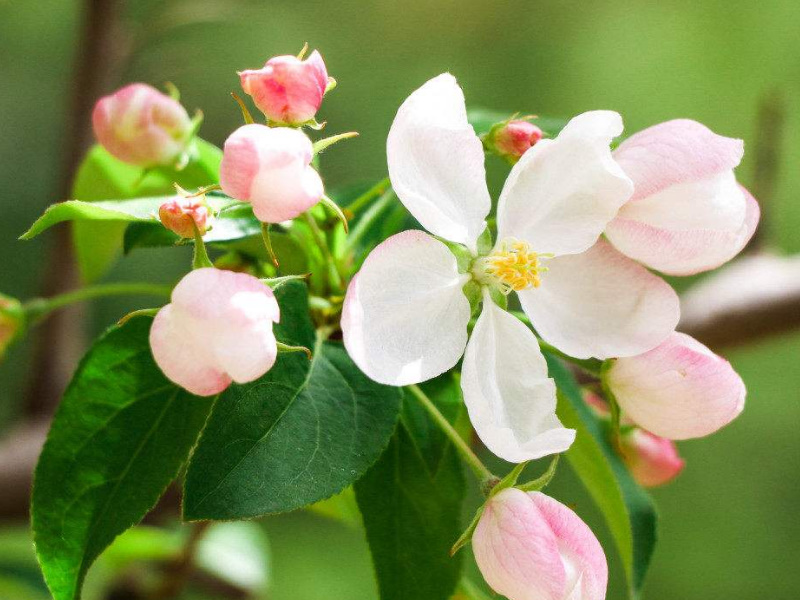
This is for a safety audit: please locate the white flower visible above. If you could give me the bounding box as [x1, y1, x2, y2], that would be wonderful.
[342, 74, 680, 462]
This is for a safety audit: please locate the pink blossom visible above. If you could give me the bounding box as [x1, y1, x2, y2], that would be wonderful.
[239, 50, 329, 125]
[158, 195, 210, 238]
[219, 124, 324, 223]
[473, 488, 607, 600]
[620, 429, 685, 488]
[606, 332, 746, 439]
[149, 268, 280, 396]
[489, 120, 543, 162]
[92, 83, 193, 167]
[606, 119, 759, 276]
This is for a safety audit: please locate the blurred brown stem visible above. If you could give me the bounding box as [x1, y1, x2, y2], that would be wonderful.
[151, 521, 210, 600]
[23, 0, 127, 418]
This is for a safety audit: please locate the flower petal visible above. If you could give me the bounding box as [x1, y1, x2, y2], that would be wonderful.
[461, 294, 575, 463]
[607, 332, 746, 440]
[606, 185, 759, 276]
[342, 230, 471, 386]
[613, 119, 743, 202]
[496, 111, 633, 256]
[150, 306, 231, 397]
[518, 240, 679, 359]
[529, 492, 608, 600]
[386, 74, 491, 249]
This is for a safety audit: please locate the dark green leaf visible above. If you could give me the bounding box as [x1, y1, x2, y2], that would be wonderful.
[355, 391, 466, 600]
[546, 353, 657, 600]
[183, 282, 401, 520]
[32, 317, 216, 600]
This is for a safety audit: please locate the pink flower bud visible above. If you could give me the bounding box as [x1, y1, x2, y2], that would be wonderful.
[606, 332, 746, 440]
[149, 268, 280, 396]
[158, 195, 210, 238]
[473, 489, 607, 600]
[0, 294, 23, 360]
[583, 391, 634, 426]
[239, 50, 330, 125]
[488, 120, 543, 162]
[606, 120, 760, 275]
[219, 124, 324, 223]
[92, 83, 193, 167]
[620, 429, 685, 488]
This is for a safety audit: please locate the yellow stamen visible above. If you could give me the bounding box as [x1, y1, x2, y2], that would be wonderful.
[476, 238, 548, 294]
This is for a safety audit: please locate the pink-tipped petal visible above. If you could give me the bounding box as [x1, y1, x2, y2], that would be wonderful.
[461, 294, 574, 463]
[220, 124, 323, 223]
[149, 268, 280, 396]
[342, 230, 471, 386]
[518, 240, 680, 360]
[607, 120, 755, 275]
[614, 119, 743, 202]
[621, 430, 685, 488]
[239, 50, 329, 125]
[607, 332, 746, 439]
[473, 488, 607, 600]
[387, 74, 491, 250]
[497, 111, 633, 256]
[92, 83, 192, 167]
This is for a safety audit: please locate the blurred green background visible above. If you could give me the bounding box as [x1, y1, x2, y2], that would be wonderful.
[1, 0, 799, 598]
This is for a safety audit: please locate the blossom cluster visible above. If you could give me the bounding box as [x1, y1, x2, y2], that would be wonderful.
[85, 54, 755, 600]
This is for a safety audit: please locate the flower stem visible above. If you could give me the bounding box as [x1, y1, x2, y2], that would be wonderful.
[24, 283, 172, 324]
[345, 186, 397, 252]
[303, 211, 346, 290]
[407, 384, 496, 485]
[343, 177, 391, 215]
[192, 226, 213, 269]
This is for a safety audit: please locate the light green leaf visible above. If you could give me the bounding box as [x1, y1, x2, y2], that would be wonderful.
[182, 281, 402, 520]
[546, 353, 657, 600]
[32, 317, 216, 600]
[355, 385, 466, 600]
[68, 140, 221, 281]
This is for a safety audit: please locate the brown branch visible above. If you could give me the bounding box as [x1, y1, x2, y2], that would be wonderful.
[680, 252, 800, 349]
[23, 0, 128, 418]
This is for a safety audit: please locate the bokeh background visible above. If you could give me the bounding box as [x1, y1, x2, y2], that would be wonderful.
[1, 1, 799, 599]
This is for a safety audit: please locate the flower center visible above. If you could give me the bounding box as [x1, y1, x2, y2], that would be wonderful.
[473, 238, 548, 294]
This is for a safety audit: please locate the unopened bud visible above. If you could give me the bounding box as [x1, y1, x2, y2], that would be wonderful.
[0, 294, 23, 360]
[158, 193, 210, 238]
[239, 50, 331, 126]
[92, 83, 194, 167]
[486, 119, 543, 163]
[620, 429, 685, 488]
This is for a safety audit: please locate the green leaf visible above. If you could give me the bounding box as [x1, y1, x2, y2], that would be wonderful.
[355, 389, 466, 600]
[31, 317, 216, 600]
[22, 195, 236, 241]
[546, 353, 657, 600]
[68, 141, 222, 281]
[182, 281, 402, 520]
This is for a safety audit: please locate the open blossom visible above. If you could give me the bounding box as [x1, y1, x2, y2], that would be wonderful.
[149, 268, 280, 396]
[487, 119, 543, 162]
[239, 50, 330, 125]
[158, 194, 210, 238]
[219, 124, 323, 223]
[605, 332, 746, 439]
[621, 429, 685, 488]
[605, 120, 760, 276]
[473, 489, 607, 600]
[342, 74, 679, 462]
[92, 83, 193, 167]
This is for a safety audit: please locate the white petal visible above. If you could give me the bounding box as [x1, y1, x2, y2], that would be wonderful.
[497, 111, 633, 256]
[461, 294, 575, 462]
[518, 240, 680, 359]
[341, 230, 471, 386]
[387, 74, 491, 249]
